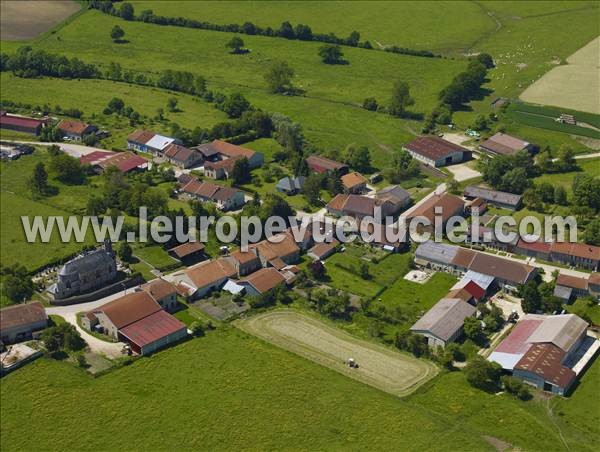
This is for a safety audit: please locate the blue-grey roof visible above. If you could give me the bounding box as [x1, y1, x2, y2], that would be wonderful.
[276, 176, 305, 191]
[59, 249, 115, 276]
[415, 242, 459, 265]
[553, 285, 573, 300]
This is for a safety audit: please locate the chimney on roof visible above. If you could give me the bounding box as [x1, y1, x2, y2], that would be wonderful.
[103, 239, 114, 255]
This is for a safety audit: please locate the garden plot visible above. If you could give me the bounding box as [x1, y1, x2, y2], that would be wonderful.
[237, 310, 437, 397]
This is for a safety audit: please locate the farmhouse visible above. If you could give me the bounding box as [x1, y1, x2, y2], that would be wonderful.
[327, 194, 376, 219]
[141, 279, 178, 312]
[0, 302, 48, 344]
[327, 191, 409, 220]
[405, 193, 464, 230]
[163, 143, 202, 168]
[480, 132, 535, 156]
[488, 313, 591, 395]
[403, 136, 471, 167]
[83, 291, 187, 356]
[225, 249, 262, 277]
[341, 172, 367, 194]
[195, 140, 263, 169]
[553, 272, 600, 301]
[549, 242, 600, 271]
[306, 154, 348, 174]
[375, 185, 412, 214]
[464, 186, 522, 210]
[249, 233, 301, 269]
[238, 268, 286, 296]
[0, 111, 46, 135]
[126, 129, 179, 155]
[56, 119, 97, 141]
[203, 156, 241, 179]
[276, 176, 305, 195]
[307, 240, 339, 261]
[48, 241, 117, 300]
[179, 259, 237, 299]
[414, 241, 537, 290]
[410, 297, 477, 348]
[180, 178, 245, 211]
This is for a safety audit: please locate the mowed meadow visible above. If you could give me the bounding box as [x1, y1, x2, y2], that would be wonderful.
[0, 9, 466, 166]
[2, 327, 599, 451]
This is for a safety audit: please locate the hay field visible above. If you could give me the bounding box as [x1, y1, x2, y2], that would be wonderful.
[237, 310, 438, 397]
[0, 1, 80, 41]
[520, 37, 600, 114]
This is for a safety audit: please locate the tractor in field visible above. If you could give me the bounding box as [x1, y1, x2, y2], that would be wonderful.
[346, 358, 359, 369]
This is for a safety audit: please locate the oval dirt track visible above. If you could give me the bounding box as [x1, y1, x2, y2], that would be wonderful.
[237, 310, 438, 397]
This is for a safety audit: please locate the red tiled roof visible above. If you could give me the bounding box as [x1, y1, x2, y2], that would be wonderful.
[57, 119, 92, 135]
[495, 318, 544, 354]
[514, 343, 576, 390]
[127, 129, 155, 144]
[186, 259, 236, 289]
[242, 268, 286, 294]
[0, 113, 44, 130]
[93, 292, 161, 329]
[516, 239, 552, 254]
[404, 136, 468, 161]
[341, 172, 367, 189]
[407, 193, 464, 224]
[551, 242, 600, 261]
[556, 273, 589, 291]
[204, 156, 241, 172]
[119, 310, 186, 349]
[169, 242, 205, 259]
[79, 150, 116, 166]
[0, 301, 47, 331]
[306, 155, 348, 173]
[98, 152, 147, 173]
[141, 279, 177, 301]
[204, 140, 256, 159]
[163, 143, 197, 162]
[229, 249, 260, 265]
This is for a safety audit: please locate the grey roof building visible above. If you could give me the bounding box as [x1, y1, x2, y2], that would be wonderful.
[414, 242, 459, 267]
[276, 176, 305, 195]
[411, 298, 477, 348]
[48, 241, 117, 300]
[464, 186, 522, 210]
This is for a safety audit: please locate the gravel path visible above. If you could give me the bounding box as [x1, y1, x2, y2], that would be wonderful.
[237, 310, 437, 397]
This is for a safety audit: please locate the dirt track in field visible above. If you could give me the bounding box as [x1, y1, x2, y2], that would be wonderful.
[1, 1, 80, 41]
[237, 310, 438, 397]
[520, 37, 600, 114]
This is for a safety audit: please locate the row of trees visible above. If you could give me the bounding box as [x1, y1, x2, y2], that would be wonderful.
[91, 1, 439, 58]
[0, 46, 99, 79]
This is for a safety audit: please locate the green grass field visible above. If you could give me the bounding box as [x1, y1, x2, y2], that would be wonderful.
[0, 149, 101, 270]
[2, 326, 597, 450]
[133, 244, 179, 270]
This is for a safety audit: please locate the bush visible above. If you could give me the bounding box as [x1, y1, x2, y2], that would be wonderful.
[501, 375, 532, 400]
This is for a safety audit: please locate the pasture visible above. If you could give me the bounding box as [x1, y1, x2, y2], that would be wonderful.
[0, 0, 80, 41]
[2, 326, 598, 450]
[520, 37, 600, 115]
[237, 309, 438, 397]
[0, 149, 99, 271]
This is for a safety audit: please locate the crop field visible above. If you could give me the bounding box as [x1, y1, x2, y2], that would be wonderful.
[0, 0, 80, 41]
[520, 37, 600, 114]
[237, 310, 437, 396]
[2, 326, 597, 450]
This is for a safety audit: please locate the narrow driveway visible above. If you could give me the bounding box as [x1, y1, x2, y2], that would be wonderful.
[12, 141, 111, 157]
